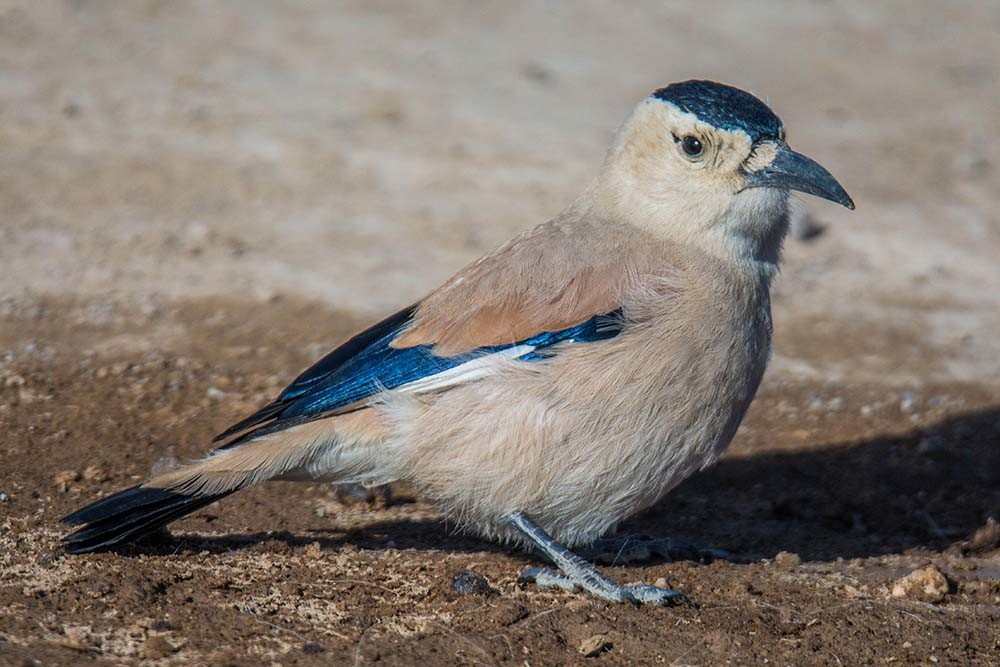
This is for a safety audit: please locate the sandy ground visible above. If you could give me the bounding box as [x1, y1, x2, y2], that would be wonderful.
[2, 1, 999, 665]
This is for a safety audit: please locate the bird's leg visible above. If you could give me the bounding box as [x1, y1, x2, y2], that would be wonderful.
[505, 511, 686, 606]
[578, 534, 730, 565]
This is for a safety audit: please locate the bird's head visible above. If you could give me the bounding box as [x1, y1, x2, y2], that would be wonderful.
[596, 80, 853, 266]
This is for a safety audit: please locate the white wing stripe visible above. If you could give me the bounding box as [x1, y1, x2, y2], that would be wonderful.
[395, 345, 536, 395]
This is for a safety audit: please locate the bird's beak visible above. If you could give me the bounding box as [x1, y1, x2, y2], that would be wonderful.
[743, 143, 854, 210]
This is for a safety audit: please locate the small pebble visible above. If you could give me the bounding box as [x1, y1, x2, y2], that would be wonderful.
[54, 470, 80, 493]
[578, 634, 612, 658]
[450, 570, 494, 596]
[965, 517, 1000, 553]
[333, 482, 392, 507]
[82, 465, 108, 483]
[302, 542, 323, 560]
[890, 564, 950, 603]
[773, 551, 802, 571]
[313, 499, 337, 518]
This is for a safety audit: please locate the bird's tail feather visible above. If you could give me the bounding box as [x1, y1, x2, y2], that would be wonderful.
[63, 410, 392, 553]
[62, 485, 231, 554]
[61, 436, 317, 553]
[60, 430, 316, 553]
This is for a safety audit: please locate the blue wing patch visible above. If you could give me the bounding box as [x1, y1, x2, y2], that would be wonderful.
[214, 306, 624, 446]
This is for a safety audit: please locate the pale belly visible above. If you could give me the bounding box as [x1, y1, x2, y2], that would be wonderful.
[395, 301, 773, 548]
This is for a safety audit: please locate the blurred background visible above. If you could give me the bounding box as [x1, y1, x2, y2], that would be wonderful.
[2, 1, 998, 385]
[2, 2, 999, 665]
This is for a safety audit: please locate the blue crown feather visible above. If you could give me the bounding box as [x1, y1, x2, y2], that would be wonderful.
[652, 80, 783, 142]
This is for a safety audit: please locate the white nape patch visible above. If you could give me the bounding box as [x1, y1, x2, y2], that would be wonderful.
[395, 345, 536, 395]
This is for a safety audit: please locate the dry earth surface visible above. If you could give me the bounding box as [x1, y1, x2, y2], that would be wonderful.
[2, 2, 1000, 665]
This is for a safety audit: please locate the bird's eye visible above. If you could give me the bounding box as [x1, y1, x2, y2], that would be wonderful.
[681, 135, 703, 157]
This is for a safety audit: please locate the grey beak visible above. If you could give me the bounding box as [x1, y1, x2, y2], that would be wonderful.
[743, 143, 854, 210]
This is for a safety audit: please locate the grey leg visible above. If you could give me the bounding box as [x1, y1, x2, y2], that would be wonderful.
[578, 534, 730, 565]
[505, 512, 686, 606]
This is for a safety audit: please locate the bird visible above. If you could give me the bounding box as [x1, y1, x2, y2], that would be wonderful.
[63, 80, 853, 605]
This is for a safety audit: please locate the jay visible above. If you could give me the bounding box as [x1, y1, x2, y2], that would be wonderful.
[64, 80, 853, 605]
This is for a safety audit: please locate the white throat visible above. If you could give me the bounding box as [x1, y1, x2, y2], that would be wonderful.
[712, 187, 790, 277]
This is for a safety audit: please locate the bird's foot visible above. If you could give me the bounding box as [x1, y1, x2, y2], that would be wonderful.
[505, 511, 687, 606]
[579, 534, 730, 565]
[517, 566, 685, 606]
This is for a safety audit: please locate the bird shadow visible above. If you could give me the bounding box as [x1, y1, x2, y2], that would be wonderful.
[632, 405, 1000, 562]
[114, 407, 1000, 564]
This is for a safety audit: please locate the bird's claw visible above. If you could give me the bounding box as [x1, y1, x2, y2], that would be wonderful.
[622, 584, 687, 606]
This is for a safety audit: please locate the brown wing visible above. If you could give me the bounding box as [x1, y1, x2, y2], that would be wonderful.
[392, 215, 651, 355]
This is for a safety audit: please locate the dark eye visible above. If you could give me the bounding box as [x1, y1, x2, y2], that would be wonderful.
[681, 135, 703, 157]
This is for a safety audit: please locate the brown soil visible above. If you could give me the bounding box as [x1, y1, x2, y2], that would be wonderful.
[2, 3, 1000, 666]
[2, 298, 1000, 666]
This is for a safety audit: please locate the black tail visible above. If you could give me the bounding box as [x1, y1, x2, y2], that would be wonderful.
[62, 486, 231, 554]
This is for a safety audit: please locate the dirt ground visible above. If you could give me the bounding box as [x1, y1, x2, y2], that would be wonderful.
[2, 2, 1000, 666]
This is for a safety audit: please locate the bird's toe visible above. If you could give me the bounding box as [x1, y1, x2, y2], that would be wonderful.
[517, 566, 580, 592]
[624, 584, 687, 606]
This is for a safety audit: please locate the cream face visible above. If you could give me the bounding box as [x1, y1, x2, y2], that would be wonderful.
[615, 99, 775, 199]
